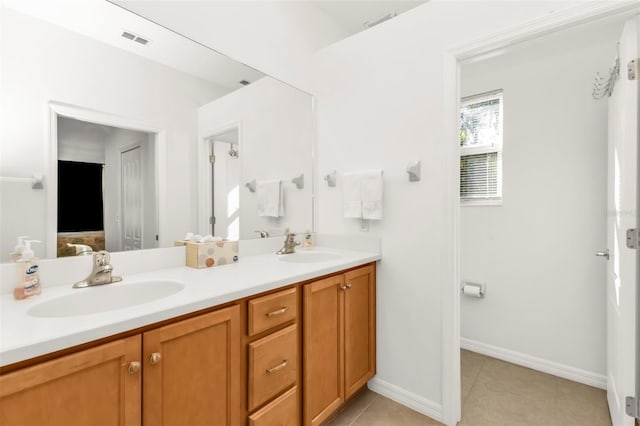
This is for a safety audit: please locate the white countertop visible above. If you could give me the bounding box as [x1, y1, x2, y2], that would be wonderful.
[0, 247, 380, 367]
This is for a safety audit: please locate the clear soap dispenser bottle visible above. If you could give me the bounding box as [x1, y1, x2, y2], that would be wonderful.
[9, 236, 29, 262]
[14, 240, 42, 300]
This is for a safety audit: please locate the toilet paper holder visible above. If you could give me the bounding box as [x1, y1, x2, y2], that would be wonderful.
[461, 281, 485, 298]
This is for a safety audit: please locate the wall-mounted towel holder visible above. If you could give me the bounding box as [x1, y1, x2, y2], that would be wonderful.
[291, 174, 304, 190]
[406, 161, 421, 182]
[0, 174, 44, 190]
[324, 171, 336, 187]
[245, 179, 256, 193]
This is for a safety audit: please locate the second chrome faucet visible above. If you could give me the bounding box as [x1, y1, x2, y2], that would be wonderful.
[276, 231, 300, 255]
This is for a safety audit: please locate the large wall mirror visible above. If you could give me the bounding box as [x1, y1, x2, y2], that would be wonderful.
[0, 0, 314, 260]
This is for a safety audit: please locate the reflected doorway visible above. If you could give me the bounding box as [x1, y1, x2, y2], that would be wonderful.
[56, 116, 157, 256]
[207, 126, 240, 239]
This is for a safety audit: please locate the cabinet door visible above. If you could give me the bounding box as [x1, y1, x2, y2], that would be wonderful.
[303, 275, 344, 426]
[143, 305, 240, 426]
[0, 336, 141, 426]
[344, 265, 376, 398]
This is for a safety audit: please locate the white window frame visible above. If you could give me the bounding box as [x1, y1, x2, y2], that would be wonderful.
[459, 89, 503, 206]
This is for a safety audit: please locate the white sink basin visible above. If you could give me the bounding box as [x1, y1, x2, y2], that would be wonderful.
[278, 251, 341, 263]
[28, 280, 185, 318]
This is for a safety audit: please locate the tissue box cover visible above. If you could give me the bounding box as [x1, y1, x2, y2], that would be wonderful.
[184, 240, 239, 269]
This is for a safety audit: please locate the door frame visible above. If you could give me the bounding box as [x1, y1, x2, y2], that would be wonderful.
[441, 2, 640, 425]
[197, 121, 243, 236]
[47, 101, 166, 258]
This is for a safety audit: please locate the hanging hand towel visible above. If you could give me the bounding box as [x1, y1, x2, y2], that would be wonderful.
[343, 169, 383, 220]
[257, 179, 284, 217]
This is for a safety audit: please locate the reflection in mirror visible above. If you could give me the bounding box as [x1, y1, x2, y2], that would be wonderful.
[0, 1, 314, 261]
[56, 117, 157, 257]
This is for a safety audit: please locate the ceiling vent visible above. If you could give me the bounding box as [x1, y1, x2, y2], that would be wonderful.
[363, 12, 397, 29]
[121, 30, 151, 46]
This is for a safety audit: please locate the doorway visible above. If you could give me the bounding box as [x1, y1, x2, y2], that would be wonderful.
[445, 7, 639, 426]
[50, 104, 161, 258]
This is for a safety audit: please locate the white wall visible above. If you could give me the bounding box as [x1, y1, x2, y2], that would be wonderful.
[0, 8, 227, 259]
[312, 0, 605, 421]
[460, 25, 615, 380]
[198, 77, 314, 239]
[116, 1, 350, 93]
[57, 117, 107, 164]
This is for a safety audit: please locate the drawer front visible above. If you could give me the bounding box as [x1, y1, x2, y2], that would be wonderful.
[248, 324, 298, 411]
[248, 386, 298, 426]
[248, 287, 297, 336]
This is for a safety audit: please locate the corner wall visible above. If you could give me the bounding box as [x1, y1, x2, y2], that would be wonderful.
[312, 1, 610, 421]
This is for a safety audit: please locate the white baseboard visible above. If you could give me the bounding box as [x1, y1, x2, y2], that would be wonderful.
[461, 338, 606, 389]
[368, 377, 444, 423]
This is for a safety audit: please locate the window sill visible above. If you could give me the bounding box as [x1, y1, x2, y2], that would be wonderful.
[461, 199, 503, 207]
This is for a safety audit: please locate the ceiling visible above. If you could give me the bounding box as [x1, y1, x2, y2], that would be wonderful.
[3, 0, 264, 91]
[312, 1, 428, 37]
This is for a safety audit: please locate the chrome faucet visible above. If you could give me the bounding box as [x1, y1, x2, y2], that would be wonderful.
[276, 231, 300, 255]
[254, 230, 270, 238]
[73, 251, 122, 288]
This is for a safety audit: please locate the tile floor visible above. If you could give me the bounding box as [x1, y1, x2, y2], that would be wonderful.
[328, 350, 611, 426]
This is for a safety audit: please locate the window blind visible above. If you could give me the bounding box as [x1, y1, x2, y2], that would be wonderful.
[460, 91, 503, 202]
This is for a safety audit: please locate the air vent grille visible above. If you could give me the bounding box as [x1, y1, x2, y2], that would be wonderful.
[121, 30, 151, 46]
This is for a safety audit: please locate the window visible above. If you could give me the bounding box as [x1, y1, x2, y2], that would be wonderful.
[460, 90, 503, 205]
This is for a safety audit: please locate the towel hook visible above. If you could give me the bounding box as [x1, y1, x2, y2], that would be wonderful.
[406, 161, 421, 182]
[291, 174, 304, 190]
[245, 179, 256, 193]
[324, 171, 336, 187]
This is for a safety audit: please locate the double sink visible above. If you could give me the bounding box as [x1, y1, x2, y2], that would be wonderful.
[27, 251, 341, 318]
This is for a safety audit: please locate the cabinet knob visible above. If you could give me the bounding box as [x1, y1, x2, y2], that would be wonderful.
[149, 352, 162, 365]
[346, 283, 352, 289]
[128, 361, 141, 374]
[340, 285, 347, 291]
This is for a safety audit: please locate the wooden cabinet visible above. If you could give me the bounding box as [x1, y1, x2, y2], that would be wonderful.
[344, 266, 376, 399]
[303, 264, 376, 426]
[0, 305, 240, 426]
[0, 262, 375, 426]
[244, 287, 301, 424]
[143, 305, 240, 426]
[0, 336, 141, 426]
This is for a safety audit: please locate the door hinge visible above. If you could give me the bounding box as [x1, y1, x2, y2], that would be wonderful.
[209, 216, 216, 225]
[626, 228, 639, 249]
[626, 396, 639, 419]
[209, 154, 216, 164]
[628, 59, 639, 80]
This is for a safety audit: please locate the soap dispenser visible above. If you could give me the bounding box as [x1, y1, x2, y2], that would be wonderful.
[14, 240, 42, 300]
[9, 236, 30, 262]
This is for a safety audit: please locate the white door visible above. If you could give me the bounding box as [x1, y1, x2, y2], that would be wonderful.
[121, 146, 143, 251]
[606, 17, 638, 426]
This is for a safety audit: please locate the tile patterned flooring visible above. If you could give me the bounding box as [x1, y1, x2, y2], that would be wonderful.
[328, 350, 611, 426]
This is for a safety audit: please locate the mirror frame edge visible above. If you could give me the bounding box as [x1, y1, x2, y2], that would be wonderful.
[46, 101, 167, 258]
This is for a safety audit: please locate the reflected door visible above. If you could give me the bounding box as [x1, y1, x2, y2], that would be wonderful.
[606, 17, 638, 426]
[121, 146, 142, 251]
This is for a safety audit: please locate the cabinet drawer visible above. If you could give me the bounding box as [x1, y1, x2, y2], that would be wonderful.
[248, 386, 298, 426]
[248, 324, 298, 411]
[248, 287, 297, 336]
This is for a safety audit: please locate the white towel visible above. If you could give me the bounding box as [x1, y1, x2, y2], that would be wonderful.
[342, 169, 383, 220]
[257, 179, 284, 217]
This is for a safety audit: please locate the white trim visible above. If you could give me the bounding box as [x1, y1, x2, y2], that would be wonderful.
[461, 199, 502, 207]
[461, 338, 607, 389]
[47, 101, 167, 258]
[442, 2, 640, 425]
[368, 378, 443, 423]
[197, 121, 243, 236]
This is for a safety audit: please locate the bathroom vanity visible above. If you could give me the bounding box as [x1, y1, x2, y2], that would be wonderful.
[0, 247, 378, 426]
